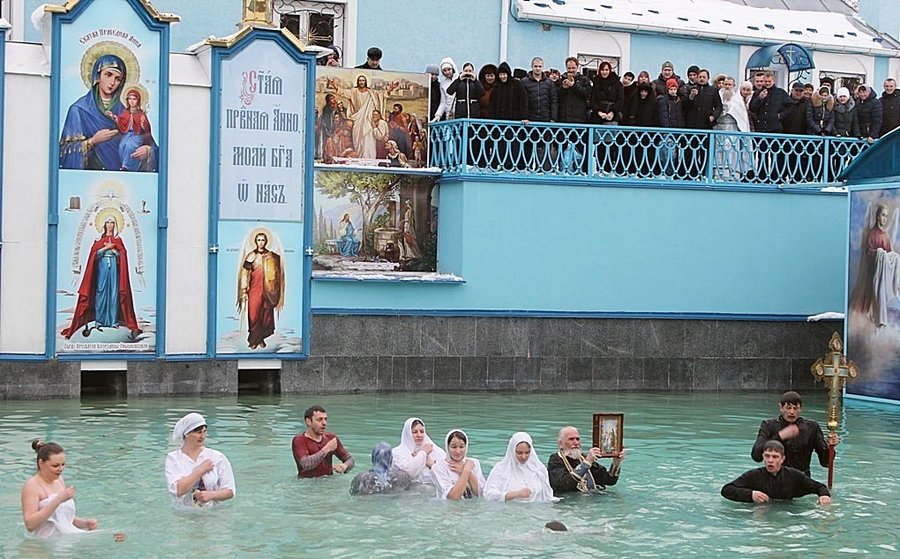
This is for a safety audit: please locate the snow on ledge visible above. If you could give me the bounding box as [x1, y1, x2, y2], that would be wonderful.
[807, 312, 845, 321]
[313, 271, 465, 283]
[514, 0, 898, 55]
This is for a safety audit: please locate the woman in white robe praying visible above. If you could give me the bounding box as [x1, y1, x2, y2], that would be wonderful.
[392, 417, 445, 485]
[431, 429, 486, 500]
[165, 412, 236, 507]
[484, 432, 558, 503]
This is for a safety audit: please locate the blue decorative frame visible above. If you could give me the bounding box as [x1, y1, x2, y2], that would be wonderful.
[45, 0, 173, 361]
[206, 28, 315, 360]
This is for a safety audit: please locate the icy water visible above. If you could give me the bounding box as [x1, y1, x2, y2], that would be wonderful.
[0, 392, 898, 558]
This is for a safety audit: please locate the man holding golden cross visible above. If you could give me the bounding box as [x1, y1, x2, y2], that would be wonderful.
[810, 332, 859, 488]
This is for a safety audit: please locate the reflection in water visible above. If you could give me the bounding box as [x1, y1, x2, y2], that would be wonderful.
[0, 392, 898, 558]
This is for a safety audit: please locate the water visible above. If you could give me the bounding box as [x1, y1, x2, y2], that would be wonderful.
[0, 392, 898, 558]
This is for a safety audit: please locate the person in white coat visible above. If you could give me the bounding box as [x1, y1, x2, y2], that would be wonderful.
[431, 57, 457, 122]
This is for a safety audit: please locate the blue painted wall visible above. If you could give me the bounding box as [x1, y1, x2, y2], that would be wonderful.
[504, 20, 569, 73]
[313, 179, 847, 317]
[630, 34, 741, 81]
[24, 0, 241, 51]
[355, 0, 502, 73]
[874, 56, 890, 90]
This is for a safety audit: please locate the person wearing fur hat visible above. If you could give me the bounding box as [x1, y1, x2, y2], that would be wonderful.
[431, 57, 458, 122]
[855, 84, 882, 141]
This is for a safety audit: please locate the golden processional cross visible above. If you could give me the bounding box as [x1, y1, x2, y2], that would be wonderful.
[810, 332, 859, 488]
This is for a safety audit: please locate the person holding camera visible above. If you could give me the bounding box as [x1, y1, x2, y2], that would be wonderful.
[447, 62, 485, 119]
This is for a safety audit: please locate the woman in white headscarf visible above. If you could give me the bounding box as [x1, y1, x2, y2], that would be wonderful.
[484, 432, 558, 502]
[431, 429, 486, 500]
[392, 417, 446, 485]
[164, 412, 236, 507]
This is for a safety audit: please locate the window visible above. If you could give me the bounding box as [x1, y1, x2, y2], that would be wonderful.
[819, 70, 865, 93]
[577, 54, 620, 79]
[274, 1, 346, 51]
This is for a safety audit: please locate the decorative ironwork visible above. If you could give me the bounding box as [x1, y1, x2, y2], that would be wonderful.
[429, 119, 870, 186]
[274, 0, 345, 46]
[45, 0, 180, 22]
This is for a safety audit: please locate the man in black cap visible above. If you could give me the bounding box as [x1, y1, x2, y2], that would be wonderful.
[355, 47, 383, 70]
[781, 82, 810, 181]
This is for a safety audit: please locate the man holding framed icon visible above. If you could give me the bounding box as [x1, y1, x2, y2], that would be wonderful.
[547, 422, 625, 496]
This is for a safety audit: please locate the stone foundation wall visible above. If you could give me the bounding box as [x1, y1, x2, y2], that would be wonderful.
[0, 316, 840, 399]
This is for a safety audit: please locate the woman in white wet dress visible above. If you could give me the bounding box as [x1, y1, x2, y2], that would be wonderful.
[21, 439, 98, 538]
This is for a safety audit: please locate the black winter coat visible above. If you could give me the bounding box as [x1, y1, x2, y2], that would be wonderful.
[881, 90, 900, 135]
[590, 73, 624, 123]
[447, 77, 485, 119]
[521, 75, 558, 121]
[832, 99, 860, 138]
[749, 86, 791, 133]
[683, 84, 722, 129]
[556, 74, 592, 123]
[623, 90, 658, 127]
[781, 97, 808, 135]
[489, 78, 528, 121]
[657, 94, 685, 128]
[856, 87, 883, 139]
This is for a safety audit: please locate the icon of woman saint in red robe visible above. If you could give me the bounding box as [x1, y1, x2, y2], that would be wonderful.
[237, 230, 284, 350]
[61, 214, 141, 339]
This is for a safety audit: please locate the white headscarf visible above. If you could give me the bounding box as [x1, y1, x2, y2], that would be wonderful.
[430, 429, 486, 499]
[484, 432, 558, 503]
[171, 412, 206, 443]
[391, 417, 446, 483]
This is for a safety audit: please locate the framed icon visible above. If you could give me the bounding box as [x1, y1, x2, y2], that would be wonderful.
[592, 413, 624, 457]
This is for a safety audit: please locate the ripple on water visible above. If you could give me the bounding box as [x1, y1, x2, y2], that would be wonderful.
[0, 392, 897, 558]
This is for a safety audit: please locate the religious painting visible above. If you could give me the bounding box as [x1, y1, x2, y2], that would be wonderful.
[847, 188, 900, 401]
[312, 169, 439, 274]
[57, 0, 162, 173]
[215, 221, 304, 355]
[592, 413, 624, 458]
[56, 174, 157, 353]
[314, 66, 430, 167]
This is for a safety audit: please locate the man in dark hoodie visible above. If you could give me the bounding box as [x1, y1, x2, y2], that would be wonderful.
[855, 84, 882, 141]
[881, 78, 900, 136]
[489, 62, 528, 170]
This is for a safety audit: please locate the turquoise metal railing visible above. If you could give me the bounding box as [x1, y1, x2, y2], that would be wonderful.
[429, 119, 870, 186]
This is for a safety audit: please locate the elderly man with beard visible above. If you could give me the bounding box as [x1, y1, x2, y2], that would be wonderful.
[547, 426, 624, 496]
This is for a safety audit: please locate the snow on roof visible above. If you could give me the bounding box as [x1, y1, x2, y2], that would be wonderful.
[513, 0, 899, 55]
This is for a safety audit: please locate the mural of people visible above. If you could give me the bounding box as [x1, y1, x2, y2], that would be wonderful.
[325, 74, 398, 160]
[59, 46, 158, 172]
[386, 140, 410, 168]
[400, 200, 421, 260]
[238, 231, 285, 350]
[115, 86, 154, 172]
[850, 202, 900, 327]
[61, 212, 141, 339]
[336, 213, 360, 256]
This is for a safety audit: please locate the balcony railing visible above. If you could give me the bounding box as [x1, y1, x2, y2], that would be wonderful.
[429, 119, 870, 187]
